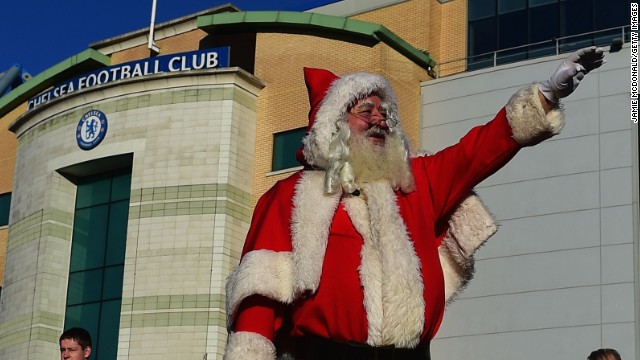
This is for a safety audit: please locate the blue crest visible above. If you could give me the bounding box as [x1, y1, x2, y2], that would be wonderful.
[77, 110, 108, 150]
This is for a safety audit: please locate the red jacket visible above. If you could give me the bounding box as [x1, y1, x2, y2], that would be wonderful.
[224, 84, 565, 359]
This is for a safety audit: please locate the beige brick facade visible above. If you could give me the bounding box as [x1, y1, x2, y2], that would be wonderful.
[431, 0, 467, 76]
[0, 69, 262, 359]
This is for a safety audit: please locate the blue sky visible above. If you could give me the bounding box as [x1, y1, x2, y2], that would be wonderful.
[1, 0, 337, 77]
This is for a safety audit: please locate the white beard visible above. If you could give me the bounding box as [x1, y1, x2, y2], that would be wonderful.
[347, 128, 412, 189]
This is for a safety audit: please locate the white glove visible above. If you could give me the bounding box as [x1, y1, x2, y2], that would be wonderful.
[539, 46, 605, 103]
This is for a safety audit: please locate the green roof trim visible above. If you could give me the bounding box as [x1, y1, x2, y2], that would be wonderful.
[197, 11, 436, 69]
[0, 49, 111, 118]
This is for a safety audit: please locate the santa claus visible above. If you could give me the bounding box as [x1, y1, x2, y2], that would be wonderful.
[224, 47, 605, 359]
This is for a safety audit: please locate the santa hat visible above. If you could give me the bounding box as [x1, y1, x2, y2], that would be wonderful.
[297, 67, 401, 169]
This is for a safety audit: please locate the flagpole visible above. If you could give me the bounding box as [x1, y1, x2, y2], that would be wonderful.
[148, 0, 160, 53]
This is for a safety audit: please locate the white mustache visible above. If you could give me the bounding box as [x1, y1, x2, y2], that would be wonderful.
[366, 126, 387, 138]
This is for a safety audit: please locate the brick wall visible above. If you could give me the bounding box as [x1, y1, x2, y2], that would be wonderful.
[432, 0, 468, 76]
[110, 29, 209, 64]
[0, 103, 23, 287]
[353, 0, 467, 77]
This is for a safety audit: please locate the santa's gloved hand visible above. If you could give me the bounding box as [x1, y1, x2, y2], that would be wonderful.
[539, 46, 605, 103]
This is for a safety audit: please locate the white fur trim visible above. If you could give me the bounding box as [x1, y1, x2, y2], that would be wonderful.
[303, 72, 400, 169]
[343, 196, 384, 344]
[291, 171, 341, 293]
[506, 83, 565, 146]
[224, 331, 276, 360]
[439, 193, 497, 303]
[361, 182, 425, 348]
[226, 250, 294, 327]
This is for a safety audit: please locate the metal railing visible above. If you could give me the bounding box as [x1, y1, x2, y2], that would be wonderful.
[435, 25, 631, 78]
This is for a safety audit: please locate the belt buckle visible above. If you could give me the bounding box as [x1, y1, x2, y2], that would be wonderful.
[372, 344, 396, 360]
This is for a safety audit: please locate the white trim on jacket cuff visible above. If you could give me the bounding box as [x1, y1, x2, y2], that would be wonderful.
[226, 249, 294, 327]
[224, 331, 276, 360]
[506, 83, 564, 146]
[439, 193, 497, 304]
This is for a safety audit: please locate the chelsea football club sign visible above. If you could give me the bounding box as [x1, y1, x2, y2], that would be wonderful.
[77, 110, 108, 150]
[28, 47, 230, 111]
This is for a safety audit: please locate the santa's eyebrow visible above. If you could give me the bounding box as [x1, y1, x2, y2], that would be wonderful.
[353, 100, 376, 111]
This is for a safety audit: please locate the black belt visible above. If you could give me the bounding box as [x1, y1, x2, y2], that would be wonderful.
[298, 336, 431, 360]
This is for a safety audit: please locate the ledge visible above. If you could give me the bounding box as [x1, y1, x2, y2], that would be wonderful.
[0, 49, 111, 118]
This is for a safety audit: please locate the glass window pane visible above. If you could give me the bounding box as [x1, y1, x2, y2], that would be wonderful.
[110, 173, 131, 202]
[0, 193, 10, 227]
[65, 303, 100, 359]
[529, 2, 559, 56]
[67, 269, 103, 305]
[66, 168, 132, 360]
[76, 178, 111, 208]
[560, 0, 594, 51]
[498, 10, 528, 49]
[497, 9, 528, 64]
[65, 303, 100, 335]
[594, 0, 627, 29]
[102, 266, 124, 300]
[70, 205, 108, 271]
[561, 0, 593, 36]
[97, 299, 122, 360]
[498, 0, 526, 14]
[468, 17, 497, 70]
[469, 0, 496, 20]
[593, 0, 629, 46]
[272, 128, 306, 171]
[105, 201, 129, 266]
[529, 3, 559, 43]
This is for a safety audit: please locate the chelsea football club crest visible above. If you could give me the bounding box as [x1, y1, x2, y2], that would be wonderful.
[77, 110, 108, 150]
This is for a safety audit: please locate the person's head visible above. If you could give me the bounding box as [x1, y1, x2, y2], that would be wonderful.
[346, 94, 394, 146]
[588, 348, 621, 360]
[59, 327, 92, 360]
[299, 67, 414, 194]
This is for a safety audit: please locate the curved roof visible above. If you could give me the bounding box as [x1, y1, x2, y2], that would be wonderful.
[0, 49, 110, 118]
[197, 11, 436, 70]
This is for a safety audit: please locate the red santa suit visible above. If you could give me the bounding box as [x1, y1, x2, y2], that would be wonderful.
[224, 68, 565, 359]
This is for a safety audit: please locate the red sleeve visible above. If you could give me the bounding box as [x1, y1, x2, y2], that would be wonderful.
[233, 295, 284, 341]
[417, 108, 520, 224]
[229, 173, 301, 340]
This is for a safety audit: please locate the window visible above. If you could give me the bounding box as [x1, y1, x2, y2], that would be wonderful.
[468, 0, 631, 70]
[528, 2, 559, 58]
[594, 0, 630, 45]
[559, 0, 594, 51]
[497, 8, 528, 64]
[272, 127, 307, 171]
[64, 169, 131, 360]
[0, 193, 10, 227]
